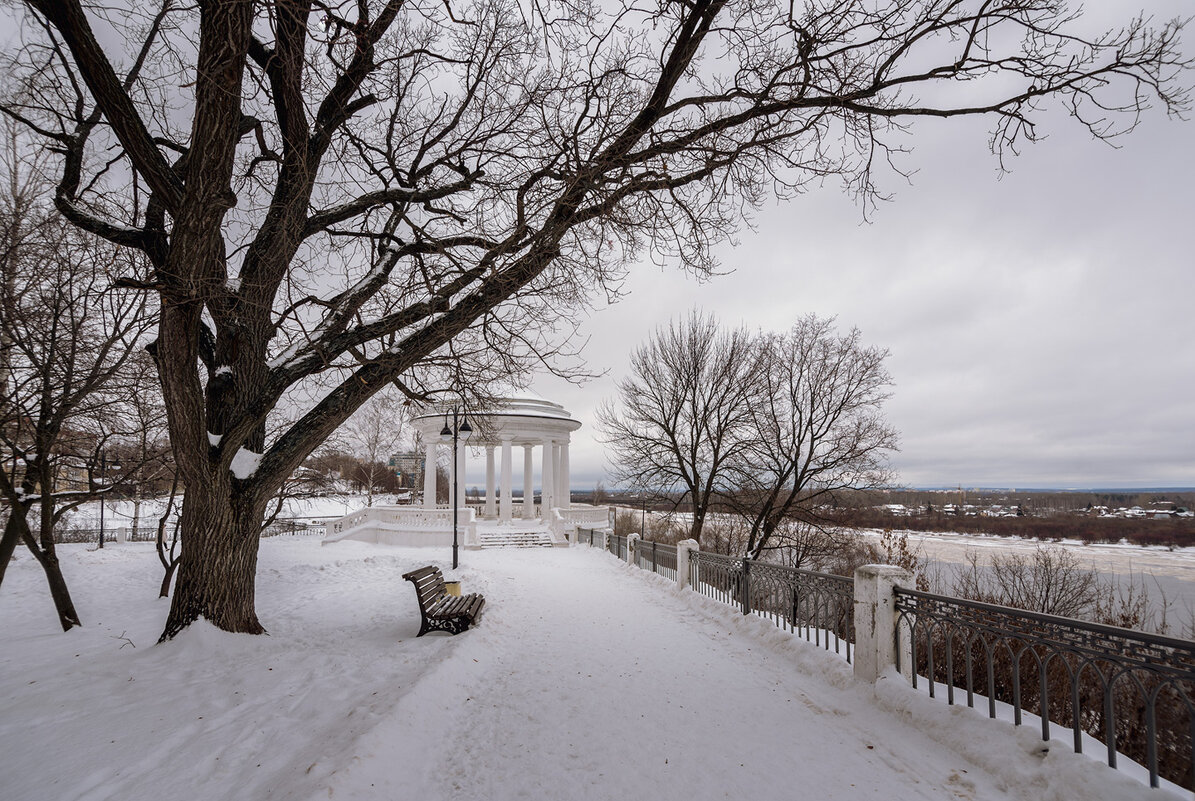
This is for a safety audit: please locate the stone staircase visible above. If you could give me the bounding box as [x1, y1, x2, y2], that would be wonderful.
[476, 529, 555, 548]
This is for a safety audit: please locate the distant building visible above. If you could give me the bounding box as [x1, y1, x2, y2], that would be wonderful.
[388, 452, 425, 492]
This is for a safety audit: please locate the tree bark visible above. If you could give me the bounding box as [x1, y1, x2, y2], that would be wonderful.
[28, 540, 82, 632]
[158, 559, 180, 599]
[0, 511, 23, 587]
[691, 507, 705, 547]
[2, 509, 82, 630]
[159, 480, 266, 640]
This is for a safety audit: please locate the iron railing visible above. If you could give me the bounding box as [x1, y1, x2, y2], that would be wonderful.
[54, 526, 162, 543]
[688, 551, 854, 662]
[894, 587, 1195, 792]
[631, 539, 678, 580]
[53, 517, 324, 544]
[607, 533, 627, 560]
[579, 527, 609, 548]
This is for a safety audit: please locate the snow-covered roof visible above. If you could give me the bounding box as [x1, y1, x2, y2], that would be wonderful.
[410, 396, 582, 444]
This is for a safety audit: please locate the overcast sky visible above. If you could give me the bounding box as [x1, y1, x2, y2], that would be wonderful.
[527, 4, 1195, 492]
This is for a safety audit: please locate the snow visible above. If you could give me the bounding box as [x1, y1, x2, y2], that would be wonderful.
[213, 366, 232, 377]
[207, 431, 222, 447]
[0, 542, 1181, 801]
[230, 447, 263, 479]
[226, 277, 242, 292]
[267, 341, 302, 370]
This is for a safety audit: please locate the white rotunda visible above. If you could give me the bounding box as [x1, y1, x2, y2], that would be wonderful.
[410, 395, 581, 523]
[323, 396, 610, 549]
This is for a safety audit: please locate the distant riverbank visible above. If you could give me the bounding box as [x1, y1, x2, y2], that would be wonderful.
[863, 527, 1195, 628]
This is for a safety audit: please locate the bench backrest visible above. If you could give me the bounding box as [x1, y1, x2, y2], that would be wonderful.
[402, 565, 446, 613]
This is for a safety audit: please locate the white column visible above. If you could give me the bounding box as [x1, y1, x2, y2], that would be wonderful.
[853, 565, 913, 684]
[423, 442, 437, 509]
[553, 443, 562, 507]
[560, 441, 571, 508]
[522, 445, 535, 520]
[676, 539, 698, 590]
[500, 439, 513, 524]
[485, 446, 496, 518]
[541, 438, 555, 513]
[455, 440, 467, 509]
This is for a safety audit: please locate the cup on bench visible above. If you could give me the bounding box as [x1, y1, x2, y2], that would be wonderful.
[444, 580, 462, 597]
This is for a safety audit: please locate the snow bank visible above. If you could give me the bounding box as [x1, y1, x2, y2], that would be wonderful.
[0, 543, 1182, 801]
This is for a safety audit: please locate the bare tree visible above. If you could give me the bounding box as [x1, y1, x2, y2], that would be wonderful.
[4, 0, 1187, 638]
[0, 122, 150, 628]
[333, 389, 408, 506]
[122, 349, 174, 536]
[952, 547, 1101, 618]
[598, 311, 759, 545]
[733, 317, 897, 559]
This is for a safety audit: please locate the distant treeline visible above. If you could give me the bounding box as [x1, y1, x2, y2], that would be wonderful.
[827, 507, 1195, 547]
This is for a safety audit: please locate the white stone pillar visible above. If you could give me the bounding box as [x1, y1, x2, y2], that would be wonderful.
[522, 445, 535, 520]
[552, 443, 562, 504]
[560, 441, 571, 508]
[676, 539, 698, 590]
[485, 445, 496, 518]
[455, 439, 467, 509]
[423, 442, 437, 509]
[627, 532, 640, 565]
[500, 439, 513, 524]
[853, 564, 913, 685]
[541, 438, 555, 514]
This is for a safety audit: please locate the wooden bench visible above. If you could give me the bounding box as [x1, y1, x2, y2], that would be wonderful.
[401, 565, 485, 636]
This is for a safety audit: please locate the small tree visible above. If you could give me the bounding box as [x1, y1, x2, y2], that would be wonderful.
[334, 389, 409, 507]
[733, 317, 897, 559]
[0, 122, 150, 627]
[598, 311, 759, 545]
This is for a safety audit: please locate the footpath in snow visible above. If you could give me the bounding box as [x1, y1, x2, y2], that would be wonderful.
[0, 541, 1178, 801]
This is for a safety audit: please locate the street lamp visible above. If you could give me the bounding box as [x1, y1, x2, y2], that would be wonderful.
[439, 408, 472, 569]
[93, 450, 121, 548]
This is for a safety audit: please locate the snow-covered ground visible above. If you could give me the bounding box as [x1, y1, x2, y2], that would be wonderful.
[59, 494, 383, 532]
[1, 541, 1182, 800]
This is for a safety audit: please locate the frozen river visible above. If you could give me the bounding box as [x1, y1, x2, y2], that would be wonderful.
[865, 528, 1195, 627]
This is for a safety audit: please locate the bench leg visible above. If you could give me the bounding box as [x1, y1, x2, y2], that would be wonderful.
[416, 615, 475, 636]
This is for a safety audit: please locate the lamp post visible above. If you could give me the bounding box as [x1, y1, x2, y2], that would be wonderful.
[93, 450, 121, 548]
[439, 408, 472, 570]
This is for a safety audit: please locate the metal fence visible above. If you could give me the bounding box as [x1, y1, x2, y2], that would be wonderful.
[52, 526, 163, 543]
[578, 527, 606, 547]
[51, 517, 324, 544]
[689, 551, 854, 662]
[632, 539, 678, 581]
[261, 519, 323, 537]
[894, 587, 1195, 792]
[607, 533, 627, 560]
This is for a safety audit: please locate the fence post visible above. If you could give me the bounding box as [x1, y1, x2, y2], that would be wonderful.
[676, 539, 698, 590]
[740, 558, 752, 615]
[853, 564, 912, 685]
[626, 533, 639, 565]
[115, 527, 128, 544]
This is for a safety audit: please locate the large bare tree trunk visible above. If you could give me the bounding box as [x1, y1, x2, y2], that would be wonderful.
[160, 480, 266, 639]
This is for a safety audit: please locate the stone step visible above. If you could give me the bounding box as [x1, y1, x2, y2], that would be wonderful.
[477, 530, 554, 548]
